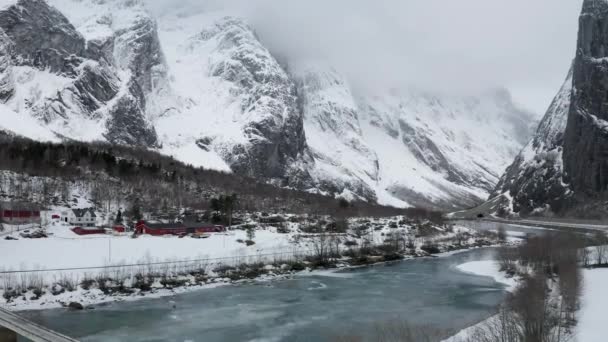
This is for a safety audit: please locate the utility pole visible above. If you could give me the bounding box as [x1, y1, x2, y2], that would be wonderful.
[108, 237, 112, 265]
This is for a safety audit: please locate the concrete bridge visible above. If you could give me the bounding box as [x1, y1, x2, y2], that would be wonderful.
[0, 307, 78, 342]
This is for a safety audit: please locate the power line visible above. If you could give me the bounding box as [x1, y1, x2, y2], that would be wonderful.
[0, 248, 314, 275]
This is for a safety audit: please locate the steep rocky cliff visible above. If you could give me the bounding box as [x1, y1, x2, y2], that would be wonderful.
[490, 68, 574, 215]
[563, 0, 608, 199]
[488, 0, 608, 217]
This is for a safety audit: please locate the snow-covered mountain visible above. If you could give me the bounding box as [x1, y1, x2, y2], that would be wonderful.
[295, 63, 536, 208]
[0, 0, 538, 209]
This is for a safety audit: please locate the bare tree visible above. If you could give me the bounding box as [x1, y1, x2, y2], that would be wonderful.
[593, 231, 608, 266]
[311, 231, 331, 266]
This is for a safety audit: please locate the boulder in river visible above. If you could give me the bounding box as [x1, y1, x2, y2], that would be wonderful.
[68, 302, 84, 310]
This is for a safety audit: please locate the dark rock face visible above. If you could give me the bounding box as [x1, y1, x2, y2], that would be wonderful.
[104, 88, 158, 147]
[34, 61, 122, 123]
[0, 29, 14, 102]
[0, 0, 85, 74]
[563, 0, 608, 197]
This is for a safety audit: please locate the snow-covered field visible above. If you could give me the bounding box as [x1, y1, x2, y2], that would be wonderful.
[577, 269, 608, 342]
[1, 221, 295, 275]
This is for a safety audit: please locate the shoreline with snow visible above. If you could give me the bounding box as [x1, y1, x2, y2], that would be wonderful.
[443, 260, 517, 342]
[1, 242, 508, 312]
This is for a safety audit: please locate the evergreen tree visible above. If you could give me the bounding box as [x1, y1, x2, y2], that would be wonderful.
[130, 199, 143, 222]
[246, 226, 255, 241]
[114, 209, 123, 225]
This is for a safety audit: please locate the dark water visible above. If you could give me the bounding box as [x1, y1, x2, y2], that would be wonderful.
[23, 248, 509, 342]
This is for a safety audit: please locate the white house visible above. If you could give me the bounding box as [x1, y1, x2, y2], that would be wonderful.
[65, 208, 97, 227]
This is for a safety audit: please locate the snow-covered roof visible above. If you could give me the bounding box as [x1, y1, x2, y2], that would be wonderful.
[71, 208, 96, 218]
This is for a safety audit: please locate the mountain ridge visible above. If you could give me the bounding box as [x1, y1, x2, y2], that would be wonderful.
[0, 0, 538, 210]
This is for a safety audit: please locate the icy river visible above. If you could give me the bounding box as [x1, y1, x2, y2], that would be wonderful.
[22, 247, 510, 342]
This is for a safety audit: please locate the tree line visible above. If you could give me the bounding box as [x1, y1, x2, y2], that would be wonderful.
[0, 133, 444, 219]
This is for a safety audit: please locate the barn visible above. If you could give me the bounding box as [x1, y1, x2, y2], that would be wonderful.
[135, 221, 225, 236]
[0, 202, 41, 224]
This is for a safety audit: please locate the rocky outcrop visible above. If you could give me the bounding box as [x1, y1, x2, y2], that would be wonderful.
[67, 301, 84, 310]
[0, 0, 85, 74]
[112, 10, 170, 119]
[104, 88, 158, 146]
[0, 0, 159, 147]
[0, 29, 14, 102]
[563, 0, 608, 198]
[201, 17, 312, 184]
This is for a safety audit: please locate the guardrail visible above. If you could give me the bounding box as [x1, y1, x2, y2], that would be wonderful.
[0, 307, 78, 342]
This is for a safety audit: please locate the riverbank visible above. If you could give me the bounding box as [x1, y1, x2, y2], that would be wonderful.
[1, 237, 509, 312]
[19, 247, 511, 342]
[2, 215, 511, 312]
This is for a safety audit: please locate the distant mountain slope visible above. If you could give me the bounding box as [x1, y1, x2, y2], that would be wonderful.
[0, 0, 538, 210]
[295, 64, 536, 209]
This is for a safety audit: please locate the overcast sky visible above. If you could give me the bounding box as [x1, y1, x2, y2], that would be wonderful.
[148, 0, 583, 115]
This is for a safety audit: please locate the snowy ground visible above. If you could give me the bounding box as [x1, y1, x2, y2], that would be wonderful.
[1, 221, 295, 278]
[455, 260, 518, 292]
[448, 268, 608, 342]
[576, 268, 608, 342]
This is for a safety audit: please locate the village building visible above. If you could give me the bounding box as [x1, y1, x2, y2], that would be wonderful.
[64, 208, 97, 227]
[136, 221, 225, 236]
[0, 202, 41, 224]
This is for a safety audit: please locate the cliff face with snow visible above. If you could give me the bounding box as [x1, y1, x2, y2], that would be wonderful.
[491, 69, 574, 215]
[0, 0, 538, 209]
[491, 0, 608, 216]
[0, 0, 159, 146]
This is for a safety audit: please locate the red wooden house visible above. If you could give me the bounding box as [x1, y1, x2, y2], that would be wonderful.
[0, 202, 41, 224]
[135, 221, 225, 236]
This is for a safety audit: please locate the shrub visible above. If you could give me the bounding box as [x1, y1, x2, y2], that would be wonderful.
[383, 254, 403, 262]
[421, 244, 441, 254]
[300, 225, 321, 234]
[290, 262, 306, 271]
[81, 278, 95, 290]
[277, 225, 290, 234]
[245, 240, 255, 246]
